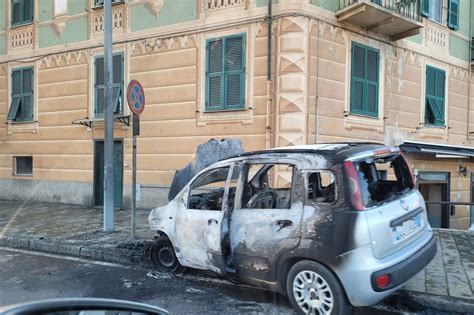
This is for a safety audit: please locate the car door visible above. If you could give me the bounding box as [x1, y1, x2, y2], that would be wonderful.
[174, 165, 233, 273]
[229, 161, 304, 281]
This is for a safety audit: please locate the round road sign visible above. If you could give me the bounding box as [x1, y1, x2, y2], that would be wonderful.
[127, 80, 145, 115]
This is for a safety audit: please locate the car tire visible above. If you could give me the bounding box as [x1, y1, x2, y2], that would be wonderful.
[286, 260, 352, 315]
[149, 236, 186, 274]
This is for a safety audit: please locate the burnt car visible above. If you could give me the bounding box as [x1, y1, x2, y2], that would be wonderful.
[148, 143, 436, 314]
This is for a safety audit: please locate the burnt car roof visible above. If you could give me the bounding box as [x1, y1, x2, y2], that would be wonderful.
[223, 142, 394, 167]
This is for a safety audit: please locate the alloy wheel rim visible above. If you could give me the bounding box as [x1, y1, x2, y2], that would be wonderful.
[292, 270, 334, 314]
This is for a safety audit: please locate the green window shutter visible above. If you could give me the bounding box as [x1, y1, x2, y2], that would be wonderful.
[11, 0, 21, 26]
[350, 42, 379, 117]
[7, 97, 21, 120]
[206, 39, 224, 110]
[224, 35, 245, 109]
[94, 57, 103, 116]
[350, 44, 365, 114]
[95, 54, 123, 116]
[422, 0, 430, 17]
[447, 0, 459, 30]
[113, 86, 122, 113]
[9, 68, 34, 122]
[20, 68, 34, 121]
[112, 54, 123, 113]
[365, 49, 379, 116]
[425, 66, 445, 126]
[23, 0, 33, 23]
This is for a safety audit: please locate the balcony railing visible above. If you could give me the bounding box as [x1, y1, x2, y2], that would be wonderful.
[341, 0, 422, 22]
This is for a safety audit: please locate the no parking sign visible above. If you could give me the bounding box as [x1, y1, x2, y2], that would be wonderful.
[127, 79, 145, 116]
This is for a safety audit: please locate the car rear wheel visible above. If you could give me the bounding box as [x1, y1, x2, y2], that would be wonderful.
[286, 260, 351, 315]
[149, 236, 185, 274]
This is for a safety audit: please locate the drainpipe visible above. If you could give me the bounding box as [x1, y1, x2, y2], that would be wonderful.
[469, 1, 474, 231]
[265, 0, 273, 149]
[468, 1, 473, 144]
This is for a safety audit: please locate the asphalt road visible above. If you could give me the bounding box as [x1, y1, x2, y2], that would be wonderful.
[0, 248, 462, 314]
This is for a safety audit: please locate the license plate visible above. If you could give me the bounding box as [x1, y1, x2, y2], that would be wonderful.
[391, 213, 422, 241]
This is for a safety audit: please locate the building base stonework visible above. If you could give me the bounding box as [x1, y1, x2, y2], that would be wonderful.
[0, 179, 94, 206]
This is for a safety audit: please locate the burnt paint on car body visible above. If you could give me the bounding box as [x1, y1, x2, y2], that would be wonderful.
[149, 142, 434, 307]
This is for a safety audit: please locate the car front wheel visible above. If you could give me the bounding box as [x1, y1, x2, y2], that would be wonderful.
[286, 260, 351, 315]
[149, 236, 185, 274]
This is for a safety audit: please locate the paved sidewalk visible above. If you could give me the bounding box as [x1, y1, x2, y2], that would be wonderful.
[0, 200, 473, 312]
[0, 200, 155, 265]
[404, 229, 474, 312]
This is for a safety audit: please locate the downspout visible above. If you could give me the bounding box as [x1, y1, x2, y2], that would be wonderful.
[468, 1, 474, 230]
[265, 0, 273, 149]
[315, 19, 320, 144]
[468, 2, 473, 143]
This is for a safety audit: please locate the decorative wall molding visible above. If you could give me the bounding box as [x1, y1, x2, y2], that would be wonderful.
[143, 0, 164, 17]
[207, 0, 246, 11]
[132, 34, 196, 56]
[90, 4, 126, 36]
[52, 14, 69, 36]
[40, 50, 89, 69]
[9, 25, 34, 50]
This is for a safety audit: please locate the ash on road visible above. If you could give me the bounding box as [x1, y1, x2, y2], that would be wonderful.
[0, 248, 463, 315]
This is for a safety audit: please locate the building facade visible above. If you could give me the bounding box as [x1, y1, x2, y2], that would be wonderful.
[0, 0, 473, 229]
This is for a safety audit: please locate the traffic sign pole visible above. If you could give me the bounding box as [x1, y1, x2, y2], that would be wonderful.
[127, 80, 145, 239]
[131, 115, 137, 239]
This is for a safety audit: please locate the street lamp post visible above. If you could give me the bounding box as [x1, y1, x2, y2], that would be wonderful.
[103, 0, 115, 232]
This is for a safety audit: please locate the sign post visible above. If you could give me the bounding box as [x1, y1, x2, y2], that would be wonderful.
[127, 80, 145, 239]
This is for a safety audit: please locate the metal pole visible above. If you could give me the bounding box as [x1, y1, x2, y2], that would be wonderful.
[103, 0, 115, 232]
[131, 115, 137, 238]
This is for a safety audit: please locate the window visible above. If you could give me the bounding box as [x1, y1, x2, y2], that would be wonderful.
[242, 164, 294, 210]
[7, 67, 34, 122]
[422, 0, 442, 23]
[425, 66, 445, 126]
[447, 0, 459, 30]
[350, 42, 379, 117]
[188, 167, 230, 211]
[351, 154, 414, 208]
[11, 0, 34, 27]
[54, 0, 67, 15]
[14, 156, 32, 176]
[205, 34, 246, 111]
[94, 54, 124, 117]
[307, 171, 336, 203]
[94, 0, 123, 7]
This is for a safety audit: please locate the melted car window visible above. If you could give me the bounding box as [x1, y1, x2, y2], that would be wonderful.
[188, 167, 230, 211]
[307, 171, 336, 203]
[242, 164, 293, 209]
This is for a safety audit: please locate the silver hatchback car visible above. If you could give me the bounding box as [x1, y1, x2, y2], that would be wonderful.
[148, 143, 436, 314]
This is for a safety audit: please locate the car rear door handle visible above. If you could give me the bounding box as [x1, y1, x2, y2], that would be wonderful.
[276, 219, 293, 230]
[208, 218, 218, 225]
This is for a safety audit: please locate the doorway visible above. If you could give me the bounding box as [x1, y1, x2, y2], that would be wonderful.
[94, 140, 124, 208]
[418, 172, 450, 228]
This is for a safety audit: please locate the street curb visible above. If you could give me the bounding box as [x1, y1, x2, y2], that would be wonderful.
[0, 235, 154, 267]
[396, 290, 474, 314]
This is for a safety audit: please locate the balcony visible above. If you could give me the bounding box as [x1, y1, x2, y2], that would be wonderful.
[336, 0, 423, 41]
